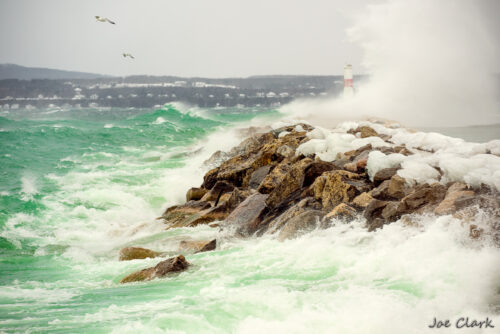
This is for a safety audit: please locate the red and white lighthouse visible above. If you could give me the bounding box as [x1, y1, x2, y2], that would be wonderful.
[344, 64, 354, 96]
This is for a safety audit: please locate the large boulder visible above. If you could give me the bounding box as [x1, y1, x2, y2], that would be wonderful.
[352, 192, 373, 208]
[303, 160, 336, 187]
[401, 183, 447, 212]
[162, 201, 212, 228]
[364, 199, 389, 231]
[278, 210, 324, 241]
[224, 193, 269, 236]
[265, 197, 322, 234]
[358, 126, 379, 138]
[265, 158, 313, 208]
[120, 255, 190, 283]
[373, 167, 399, 186]
[257, 161, 293, 194]
[371, 180, 394, 200]
[201, 168, 219, 190]
[185, 187, 208, 202]
[322, 203, 356, 225]
[179, 239, 216, 253]
[248, 165, 273, 189]
[434, 183, 475, 215]
[200, 181, 235, 203]
[387, 174, 410, 199]
[119, 247, 162, 261]
[309, 170, 370, 211]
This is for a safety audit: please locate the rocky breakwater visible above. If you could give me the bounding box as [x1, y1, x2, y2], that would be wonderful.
[121, 121, 500, 283]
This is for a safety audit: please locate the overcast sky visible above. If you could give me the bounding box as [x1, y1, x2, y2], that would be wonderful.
[0, 0, 498, 77]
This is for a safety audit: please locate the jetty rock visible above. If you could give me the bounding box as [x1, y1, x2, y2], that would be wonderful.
[119, 247, 163, 261]
[159, 121, 500, 244]
[120, 255, 190, 284]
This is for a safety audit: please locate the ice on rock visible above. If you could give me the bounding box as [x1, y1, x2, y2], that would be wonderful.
[398, 160, 440, 185]
[296, 120, 500, 191]
[366, 151, 406, 181]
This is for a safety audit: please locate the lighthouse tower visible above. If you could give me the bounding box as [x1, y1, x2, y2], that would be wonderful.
[344, 64, 354, 96]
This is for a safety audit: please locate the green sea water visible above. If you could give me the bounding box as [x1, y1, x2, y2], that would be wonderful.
[0, 105, 498, 333]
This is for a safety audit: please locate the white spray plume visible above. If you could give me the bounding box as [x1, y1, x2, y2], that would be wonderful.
[282, 0, 500, 127]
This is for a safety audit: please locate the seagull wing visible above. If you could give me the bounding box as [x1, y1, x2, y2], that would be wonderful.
[106, 18, 116, 25]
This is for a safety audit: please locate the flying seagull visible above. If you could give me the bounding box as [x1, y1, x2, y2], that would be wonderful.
[122, 53, 135, 59]
[95, 16, 115, 25]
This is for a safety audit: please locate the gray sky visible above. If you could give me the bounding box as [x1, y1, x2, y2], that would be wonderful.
[0, 0, 498, 77]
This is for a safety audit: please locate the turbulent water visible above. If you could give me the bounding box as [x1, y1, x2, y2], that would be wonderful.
[0, 105, 499, 333]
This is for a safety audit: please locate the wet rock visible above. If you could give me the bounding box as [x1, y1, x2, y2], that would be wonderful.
[216, 149, 277, 188]
[203, 150, 230, 168]
[224, 193, 269, 236]
[322, 203, 356, 224]
[200, 181, 235, 203]
[381, 201, 407, 222]
[352, 192, 373, 208]
[402, 183, 446, 211]
[120, 255, 189, 284]
[229, 132, 276, 157]
[266, 158, 313, 208]
[179, 239, 216, 253]
[343, 144, 372, 161]
[265, 197, 322, 234]
[303, 161, 336, 187]
[367, 218, 387, 232]
[373, 167, 399, 186]
[310, 170, 369, 211]
[371, 180, 394, 200]
[162, 201, 212, 228]
[248, 165, 273, 189]
[364, 199, 388, 227]
[434, 183, 475, 215]
[277, 145, 295, 158]
[257, 162, 292, 194]
[278, 210, 324, 241]
[201, 167, 219, 190]
[357, 126, 379, 138]
[469, 224, 483, 239]
[387, 174, 410, 199]
[119, 247, 162, 261]
[186, 187, 208, 202]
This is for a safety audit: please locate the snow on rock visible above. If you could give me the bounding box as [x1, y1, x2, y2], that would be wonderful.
[297, 120, 500, 191]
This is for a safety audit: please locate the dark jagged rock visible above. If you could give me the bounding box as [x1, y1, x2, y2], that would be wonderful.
[120, 255, 189, 283]
[352, 192, 373, 208]
[364, 199, 388, 227]
[202, 168, 219, 190]
[373, 167, 400, 186]
[162, 201, 212, 228]
[387, 174, 410, 199]
[224, 193, 269, 236]
[257, 161, 292, 194]
[372, 180, 395, 201]
[265, 158, 313, 208]
[278, 210, 324, 241]
[201, 181, 235, 202]
[265, 197, 322, 234]
[434, 183, 475, 215]
[179, 239, 216, 253]
[322, 203, 357, 225]
[303, 160, 336, 187]
[249, 165, 273, 189]
[401, 183, 446, 212]
[119, 247, 162, 261]
[309, 170, 369, 211]
[186, 187, 208, 202]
